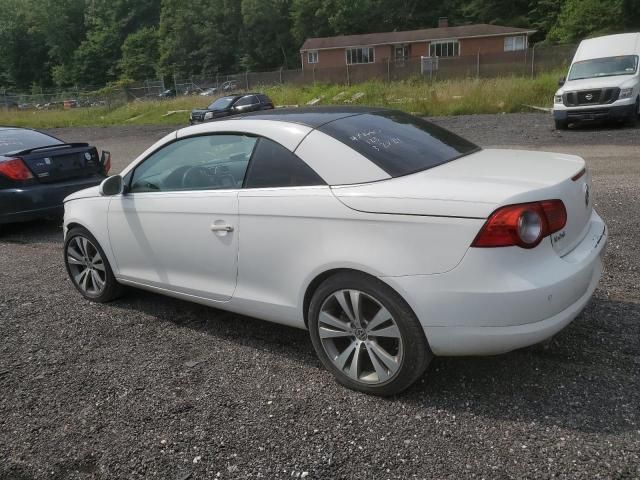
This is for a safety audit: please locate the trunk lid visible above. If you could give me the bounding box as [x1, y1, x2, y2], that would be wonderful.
[331, 148, 592, 256]
[20, 144, 102, 183]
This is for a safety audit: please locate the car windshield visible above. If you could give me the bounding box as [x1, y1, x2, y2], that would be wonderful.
[0, 129, 62, 155]
[568, 55, 639, 80]
[208, 97, 236, 110]
[318, 111, 480, 178]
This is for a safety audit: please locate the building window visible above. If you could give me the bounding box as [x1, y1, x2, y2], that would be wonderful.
[346, 47, 375, 65]
[429, 40, 460, 58]
[394, 44, 410, 63]
[307, 51, 319, 64]
[504, 36, 527, 52]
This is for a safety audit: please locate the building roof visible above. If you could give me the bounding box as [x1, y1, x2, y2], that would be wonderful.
[301, 24, 536, 51]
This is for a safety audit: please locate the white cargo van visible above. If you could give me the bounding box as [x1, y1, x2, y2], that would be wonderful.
[553, 32, 640, 129]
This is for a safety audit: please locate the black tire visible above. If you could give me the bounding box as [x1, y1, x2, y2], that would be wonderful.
[64, 226, 123, 302]
[628, 98, 639, 127]
[308, 272, 432, 396]
[554, 119, 569, 130]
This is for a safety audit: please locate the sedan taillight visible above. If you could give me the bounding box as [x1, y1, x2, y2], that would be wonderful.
[472, 200, 567, 249]
[0, 157, 34, 181]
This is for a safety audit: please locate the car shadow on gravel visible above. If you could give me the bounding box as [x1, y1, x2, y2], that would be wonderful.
[112, 288, 639, 436]
[0, 219, 63, 244]
[402, 295, 640, 435]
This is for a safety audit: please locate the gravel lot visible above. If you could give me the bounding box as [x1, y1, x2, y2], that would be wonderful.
[1, 113, 639, 479]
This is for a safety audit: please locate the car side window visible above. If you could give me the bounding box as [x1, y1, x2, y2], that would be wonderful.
[130, 134, 257, 193]
[235, 95, 258, 107]
[244, 138, 325, 188]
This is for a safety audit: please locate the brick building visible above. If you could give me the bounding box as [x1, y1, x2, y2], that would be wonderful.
[300, 19, 536, 70]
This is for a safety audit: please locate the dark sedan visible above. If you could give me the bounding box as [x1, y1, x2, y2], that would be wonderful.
[0, 127, 109, 226]
[189, 93, 274, 124]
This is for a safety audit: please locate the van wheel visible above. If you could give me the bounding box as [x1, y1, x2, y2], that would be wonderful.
[308, 272, 432, 396]
[630, 98, 640, 126]
[554, 119, 569, 130]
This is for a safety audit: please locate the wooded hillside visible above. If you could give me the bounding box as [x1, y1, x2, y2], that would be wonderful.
[1, 0, 638, 89]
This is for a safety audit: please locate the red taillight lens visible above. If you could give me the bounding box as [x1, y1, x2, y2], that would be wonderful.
[472, 200, 567, 249]
[0, 158, 34, 181]
[101, 151, 111, 175]
[541, 199, 567, 233]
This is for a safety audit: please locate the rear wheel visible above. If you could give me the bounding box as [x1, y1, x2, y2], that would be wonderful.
[308, 272, 432, 396]
[64, 226, 123, 302]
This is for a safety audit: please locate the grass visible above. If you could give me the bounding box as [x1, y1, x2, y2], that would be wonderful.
[0, 73, 559, 129]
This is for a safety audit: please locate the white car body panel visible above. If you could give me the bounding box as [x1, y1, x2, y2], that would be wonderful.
[294, 130, 391, 185]
[234, 185, 483, 327]
[107, 190, 239, 301]
[332, 148, 585, 217]
[177, 119, 312, 151]
[63, 114, 607, 357]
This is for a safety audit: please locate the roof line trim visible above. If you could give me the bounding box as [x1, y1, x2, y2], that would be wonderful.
[300, 31, 537, 52]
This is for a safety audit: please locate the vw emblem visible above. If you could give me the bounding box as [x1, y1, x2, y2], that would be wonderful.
[585, 93, 593, 101]
[584, 184, 590, 207]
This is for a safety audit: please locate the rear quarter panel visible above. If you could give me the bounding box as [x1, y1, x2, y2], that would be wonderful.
[234, 187, 483, 327]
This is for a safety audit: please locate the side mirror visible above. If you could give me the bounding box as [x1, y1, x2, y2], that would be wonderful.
[558, 76, 566, 87]
[99, 175, 123, 196]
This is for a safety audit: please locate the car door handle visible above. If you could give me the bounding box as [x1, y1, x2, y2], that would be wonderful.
[210, 224, 234, 232]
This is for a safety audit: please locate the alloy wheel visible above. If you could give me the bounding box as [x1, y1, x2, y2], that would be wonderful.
[66, 235, 107, 296]
[318, 289, 403, 384]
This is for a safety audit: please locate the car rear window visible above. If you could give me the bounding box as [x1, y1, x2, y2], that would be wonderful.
[317, 111, 480, 178]
[0, 129, 62, 155]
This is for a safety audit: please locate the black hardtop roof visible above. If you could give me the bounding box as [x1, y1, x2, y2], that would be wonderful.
[230, 106, 391, 128]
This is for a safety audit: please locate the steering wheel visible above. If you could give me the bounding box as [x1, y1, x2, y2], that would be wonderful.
[182, 166, 211, 189]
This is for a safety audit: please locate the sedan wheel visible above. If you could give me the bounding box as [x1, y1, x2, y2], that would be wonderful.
[66, 236, 107, 296]
[64, 227, 122, 302]
[309, 272, 432, 396]
[319, 289, 403, 384]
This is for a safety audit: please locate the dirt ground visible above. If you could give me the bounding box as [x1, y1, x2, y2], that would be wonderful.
[0, 113, 638, 479]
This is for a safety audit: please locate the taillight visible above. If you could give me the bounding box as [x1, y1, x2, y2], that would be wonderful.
[472, 200, 567, 249]
[0, 158, 34, 181]
[101, 151, 111, 174]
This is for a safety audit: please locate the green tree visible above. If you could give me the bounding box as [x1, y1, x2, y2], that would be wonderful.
[158, 0, 242, 77]
[548, 0, 624, 43]
[0, 0, 50, 88]
[241, 0, 296, 69]
[119, 27, 159, 80]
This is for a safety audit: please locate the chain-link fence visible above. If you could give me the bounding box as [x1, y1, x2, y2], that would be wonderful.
[171, 44, 575, 94]
[1, 44, 575, 110]
[1, 87, 128, 112]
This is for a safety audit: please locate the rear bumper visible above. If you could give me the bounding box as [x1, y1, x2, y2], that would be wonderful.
[0, 175, 105, 225]
[383, 210, 607, 356]
[423, 254, 602, 355]
[554, 103, 636, 122]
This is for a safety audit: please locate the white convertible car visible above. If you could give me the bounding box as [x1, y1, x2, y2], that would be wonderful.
[63, 107, 607, 395]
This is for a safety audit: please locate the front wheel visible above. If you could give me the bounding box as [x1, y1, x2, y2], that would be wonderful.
[308, 272, 432, 396]
[64, 226, 123, 302]
[628, 98, 640, 126]
[554, 119, 569, 130]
